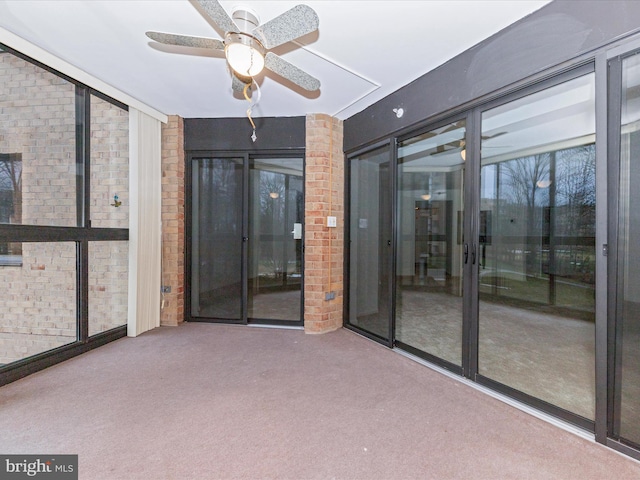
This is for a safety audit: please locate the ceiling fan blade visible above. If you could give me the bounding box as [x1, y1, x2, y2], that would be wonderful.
[264, 52, 320, 91]
[146, 31, 224, 50]
[252, 5, 319, 49]
[196, 0, 239, 34]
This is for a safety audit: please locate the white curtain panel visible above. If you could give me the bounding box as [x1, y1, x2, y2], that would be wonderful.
[128, 108, 162, 336]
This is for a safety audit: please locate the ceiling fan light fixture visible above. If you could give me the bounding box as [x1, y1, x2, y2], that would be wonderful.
[225, 32, 265, 77]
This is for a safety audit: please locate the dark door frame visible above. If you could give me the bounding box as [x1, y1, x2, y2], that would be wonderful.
[344, 140, 395, 347]
[185, 149, 305, 327]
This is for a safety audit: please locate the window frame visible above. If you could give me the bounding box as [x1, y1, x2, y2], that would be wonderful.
[0, 43, 129, 386]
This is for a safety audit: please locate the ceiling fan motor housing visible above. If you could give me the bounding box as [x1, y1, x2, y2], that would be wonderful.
[231, 8, 260, 34]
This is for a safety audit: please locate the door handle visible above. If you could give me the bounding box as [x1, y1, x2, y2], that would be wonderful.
[292, 223, 302, 240]
[471, 243, 476, 265]
[242, 236, 248, 242]
[464, 243, 469, 264]
[387, 240, 391, 246]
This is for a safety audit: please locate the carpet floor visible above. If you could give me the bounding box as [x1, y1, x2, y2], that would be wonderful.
[1, 323, 639, 480]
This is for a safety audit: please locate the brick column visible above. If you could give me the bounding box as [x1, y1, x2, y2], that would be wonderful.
[304, 114, 344, 334]
[160, 115, 185, 326]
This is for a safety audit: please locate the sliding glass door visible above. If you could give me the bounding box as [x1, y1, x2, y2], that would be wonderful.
[248, 158, 304, 322]
[191, 157, 245, 320]
[395, 120, 466, 369]
[346, 66, 599, 428]
[190, 154, 304, 325]
[477, 69, 596, 423]
[347, 144, 392, 342]
[611, 52, 640, 449]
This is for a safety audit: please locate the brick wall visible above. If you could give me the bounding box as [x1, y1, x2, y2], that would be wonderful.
[160, 115, 185, 326]
[304, 114, 344, 333]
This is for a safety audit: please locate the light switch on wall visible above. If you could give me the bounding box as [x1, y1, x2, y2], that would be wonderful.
[327, 216, 337, 228]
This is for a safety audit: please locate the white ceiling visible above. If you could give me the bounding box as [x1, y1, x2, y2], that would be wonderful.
[0, 0, 551, 120]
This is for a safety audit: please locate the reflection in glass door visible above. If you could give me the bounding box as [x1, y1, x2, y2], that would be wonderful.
[395, 121, 466, 368]
[191, 157, 244, 320]
[478, 70, 596, 422]
[612, 53, 640, 448]
[248, 158, 304, 322]
[348, 145, 392, 342]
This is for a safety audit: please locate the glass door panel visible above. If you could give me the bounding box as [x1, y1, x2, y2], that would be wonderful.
[613, 53, 640, 447]
[396, 121, 466, 367]
[191, 157, 244, 320]
[248, 158, 304, 322]
[348, 145, 392, 342]
[478, 72, 596, 420]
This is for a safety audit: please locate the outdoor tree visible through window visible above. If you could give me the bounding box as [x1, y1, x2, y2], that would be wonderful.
[0, 153, 22, 263]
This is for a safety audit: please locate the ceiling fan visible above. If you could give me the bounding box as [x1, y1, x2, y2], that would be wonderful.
[146, 0, 321, 92]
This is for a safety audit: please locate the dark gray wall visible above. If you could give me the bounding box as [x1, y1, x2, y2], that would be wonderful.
[185, 116, 305, 151]
[344, 0, 640, 151]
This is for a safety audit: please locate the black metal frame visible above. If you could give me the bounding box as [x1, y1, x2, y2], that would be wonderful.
[605, 48, 640, 459]
[0, 45, 130, 386]
[343, 140, 394, 348]
[607, 53, 624, 446]
[185, 149, 306, 327]
[467, 62, 598, 430]
[393, 112, 471, 374]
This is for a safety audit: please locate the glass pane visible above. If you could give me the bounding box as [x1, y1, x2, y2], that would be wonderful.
[479, 73, 596, 419]
[0, 242, 77, 364]
[348, 145, 391, 340]
[396, 121, 465, 366]
[615, 53, 640, 445]
[0, 51, 78, 227]
[191, 158, 243, 320]
[90, 95, 129, 229]
[248, 158, 303, 321]
[88, 241, 128, 336]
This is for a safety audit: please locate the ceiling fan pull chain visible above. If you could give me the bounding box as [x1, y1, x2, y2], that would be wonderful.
[243, 79, 261, 142]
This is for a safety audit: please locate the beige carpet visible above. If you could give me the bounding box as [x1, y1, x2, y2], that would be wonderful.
[0, 324, 638, 480]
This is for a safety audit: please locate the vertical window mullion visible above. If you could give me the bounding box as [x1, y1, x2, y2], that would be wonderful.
[74, 85, 92, 228]
[75, 86, 91, 341]
[77, 240, 89, 342]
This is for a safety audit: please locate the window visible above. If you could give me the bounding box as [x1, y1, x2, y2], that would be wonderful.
[0, 45, 129, 378]
[478, 70, 596, 420]
[0, 153, 22, 265]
